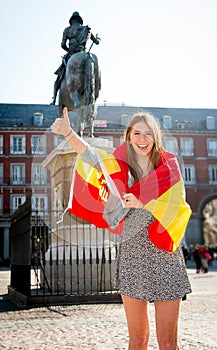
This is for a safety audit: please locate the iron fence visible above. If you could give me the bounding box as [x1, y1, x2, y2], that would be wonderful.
[10, 200, 121, 305]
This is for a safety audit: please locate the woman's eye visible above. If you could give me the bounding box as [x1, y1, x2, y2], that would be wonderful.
[145, 132, 153, 137]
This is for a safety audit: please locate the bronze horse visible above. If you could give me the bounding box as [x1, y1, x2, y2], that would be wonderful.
[58, 51, 101, 137]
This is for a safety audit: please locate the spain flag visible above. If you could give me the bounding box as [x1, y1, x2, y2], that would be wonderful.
[68, 148, 124, 234]
[67, 143, 192, 252]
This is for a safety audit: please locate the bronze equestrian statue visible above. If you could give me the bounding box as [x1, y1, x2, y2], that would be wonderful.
[51, 11, 101, 137]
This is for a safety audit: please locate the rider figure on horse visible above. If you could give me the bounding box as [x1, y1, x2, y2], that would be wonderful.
[51, 11, 100, 105]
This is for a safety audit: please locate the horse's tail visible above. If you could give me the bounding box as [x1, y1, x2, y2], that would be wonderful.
[84, 53, 95, 106]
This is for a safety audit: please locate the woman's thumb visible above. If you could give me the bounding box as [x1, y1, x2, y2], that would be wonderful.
[63, 107, 69, 121]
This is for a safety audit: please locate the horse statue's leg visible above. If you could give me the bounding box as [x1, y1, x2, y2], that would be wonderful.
[89, 117, 94, 138]
[84, 54, 96, 138]
[66, 89, 85, 137]
[69, 91, 94, 138]
[77, 107, 85, 137]
[84, 104, 95, 138]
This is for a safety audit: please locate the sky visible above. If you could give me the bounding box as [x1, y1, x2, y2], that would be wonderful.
[1, 0, 217, 109]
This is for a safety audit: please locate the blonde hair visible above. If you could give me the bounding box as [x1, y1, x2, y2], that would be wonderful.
[124, 112, 163, 183]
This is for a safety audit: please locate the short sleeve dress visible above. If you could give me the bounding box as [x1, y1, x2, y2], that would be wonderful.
[80, 145, 192, 301]
[115, 208, 192, 301]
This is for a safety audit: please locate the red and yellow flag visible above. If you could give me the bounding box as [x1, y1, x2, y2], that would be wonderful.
[67, 143, 191, 252]
[68, 148, 124, 233]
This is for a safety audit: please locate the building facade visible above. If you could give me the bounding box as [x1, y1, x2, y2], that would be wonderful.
[0, 103, 217, 264]
[0, 104, 60, 264]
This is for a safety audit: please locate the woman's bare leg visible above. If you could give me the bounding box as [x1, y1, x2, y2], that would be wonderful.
[121, 294, 150, 350]
[154, 299, 181, 350]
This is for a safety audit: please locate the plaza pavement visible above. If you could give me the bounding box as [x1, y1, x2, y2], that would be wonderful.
[0, 261, 217, 350]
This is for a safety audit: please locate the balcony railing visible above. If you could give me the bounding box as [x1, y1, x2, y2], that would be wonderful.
[10, 177, 25, 185]
[1, 177, 50, 186]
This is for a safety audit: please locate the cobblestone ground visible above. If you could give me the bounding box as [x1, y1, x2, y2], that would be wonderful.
[0, 262, 217, 350]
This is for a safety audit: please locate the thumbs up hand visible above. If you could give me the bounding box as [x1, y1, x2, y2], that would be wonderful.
[51, 107, 72, 137]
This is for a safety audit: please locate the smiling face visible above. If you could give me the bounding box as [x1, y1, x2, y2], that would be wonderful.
[124, 112, 162, 181]
[129, 121, 154, 159]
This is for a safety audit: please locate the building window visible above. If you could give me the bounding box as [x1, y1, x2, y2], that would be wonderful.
[94, 120, 108, 128]
[32, 164, 47, 185]
[206, 116, 215, 130]
[119, 136, 124, 145]
[0, 135, 3, 154]
[10, 163, 25, 185]
[182, 165, 195, 184]
[54, 135, 64, 148]
[164, 137, 178, 155]
[163, 115, 172, 129]
[207, 139, 217, 157]
[180, 138, 194, 156]
[175, 122, 185, 129]
[0, 164, 3, 184]
[10, 135, 26, 154]
[120, 114, 131, 126]
[31, 135, 46, 154]
[32, 195, 48, 215]
[11, 195, 26, 213]
[208, 165, 217, 184]
[33, 113, 44, 126]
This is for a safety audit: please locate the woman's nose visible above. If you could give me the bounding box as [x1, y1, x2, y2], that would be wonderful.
[139, 133, 147, 141]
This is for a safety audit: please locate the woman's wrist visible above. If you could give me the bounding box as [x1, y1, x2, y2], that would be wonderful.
[65, 128, 76, 141]
[64, 128, 73, 137]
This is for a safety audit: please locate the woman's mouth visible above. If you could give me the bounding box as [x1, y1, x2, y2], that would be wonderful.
[137, 144, 148, 150]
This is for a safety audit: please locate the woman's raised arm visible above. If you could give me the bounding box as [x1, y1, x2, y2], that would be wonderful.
[51, 107, 87, 154]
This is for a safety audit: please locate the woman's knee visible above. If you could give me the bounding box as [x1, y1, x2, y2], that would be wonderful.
[157, 333, 179, 350]
[129, 331, 150, 348]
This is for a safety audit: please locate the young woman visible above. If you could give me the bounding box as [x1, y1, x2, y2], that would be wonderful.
[51, 108, 192, 350]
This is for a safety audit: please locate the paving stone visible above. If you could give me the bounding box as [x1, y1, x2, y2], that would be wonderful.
[0, 262, 217, 349]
